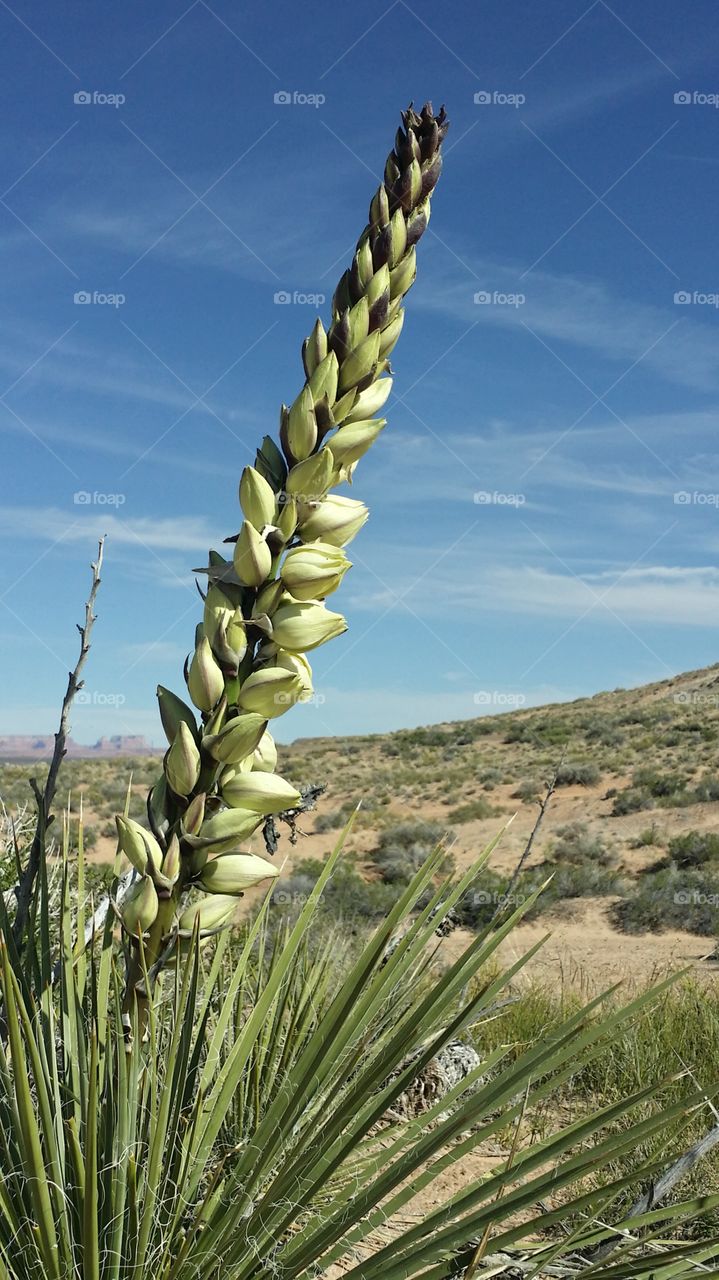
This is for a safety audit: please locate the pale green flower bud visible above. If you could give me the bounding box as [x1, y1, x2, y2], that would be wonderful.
[387, 207, 408, 268]
[338, 330, 381, 394]
[347, 296, 369, 347]
[115, 816, 163, 877]
[202, 712, 267, 764]
[200, 853, 280, 895]
[285, 448, 334, 500]
[161, 835, 181, 886]
[237, 667, 305, 717]
[302, 318, 328, 378]
[178, 894, 239, 935]
[156, 685, 199, 747]
[188, 635, 224, 713]
[182, 792, 206, 837]
[344, 376, 392, 423]
[270, 600, 347, 653]
[280, 541, 350, 602]
[389, 246, 416, 300]
[379, 310, 404, 358]
[275, 650, 313, 699]
[203, 585, 234, 649]
[308, 351, 339, 406]
[221, 770, 301, 814]
[252, 729, 277, 773]
[239, 466, 277, 529]
[214, 608, 248, 670]
[233, 521, 272, 588]
[327, 419, 385, 469]
[366, 263, 390, 305]
[165, 721, 201, 797]
[254, 580, 285, 617]
[298, 494, 369, 547]
[276, 494, 298, 542]
[120, 875, 159, 937]
[286, 385, 317, 461]
[192, 806, 262, 852]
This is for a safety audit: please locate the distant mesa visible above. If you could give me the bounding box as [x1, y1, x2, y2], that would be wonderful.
[0, 734, 162, 761]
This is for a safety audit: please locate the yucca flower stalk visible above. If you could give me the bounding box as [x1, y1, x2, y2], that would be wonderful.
[117, 103, 450, 1019]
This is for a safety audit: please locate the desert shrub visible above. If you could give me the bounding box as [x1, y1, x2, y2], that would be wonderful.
[554, 761, 601, 787]
[512, 777, 542, 802]
[548, 822, 616, 867]
[666, 830, 719, 868]
[630, 822, 662, 848]
[612, 786, 653, 815]
[694, 775, 719, 801]
[612, 865, 719, 935]
[446, 796, 496, 823]
[371, 819, 452, 884]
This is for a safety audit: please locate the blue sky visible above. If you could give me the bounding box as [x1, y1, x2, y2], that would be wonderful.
[1, 0, 718, 745]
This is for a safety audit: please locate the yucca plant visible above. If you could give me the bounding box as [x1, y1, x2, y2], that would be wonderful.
[3, 101, 719, 1279]
[3, 809, 719, 1279]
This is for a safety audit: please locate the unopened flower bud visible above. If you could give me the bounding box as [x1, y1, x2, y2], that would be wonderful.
[338, 330, 381, 394]
[378, 310, 404, 358]
[297, 494, 369, 547]
[161, 835, 181, 886]
[239, 466, 277, 529]
[156, 686, 199, 748]
[237, 667, 305, 718]
[165, 722, 201, 797]
[285, 385, 317, 461]
[221, 771, 301, 815]
[188, 635, 224, 713]
[193, 806, 262, 853]
[233, 521, 272, 588]
[120, 875, 159, 938]
[270, 600, 347, 653]
[178, 894, 239, 935]
[202, 712, 267, 764]
[200, 853, 280, 895]
[275, 650, 313, 699]
[344, 377, 393, 423]
[285, 448, 334, 500]
[255, 435, 287, 490]
[328, 419, 385, 470]
[252, 729, 277, 773]
[308, 351, 339, 407]
[276, 494, 298, 542]
[182, 793, 206, 837]
[302, 317, 328, 378]
[389, 246, 417, 300]
[115, 816, 163, 877]
[280, 542, 350, 602]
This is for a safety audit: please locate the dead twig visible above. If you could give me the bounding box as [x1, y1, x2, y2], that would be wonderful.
[12, 537, 105, 949]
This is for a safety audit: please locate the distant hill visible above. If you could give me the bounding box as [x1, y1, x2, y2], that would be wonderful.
[0, 734, 162, 761]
